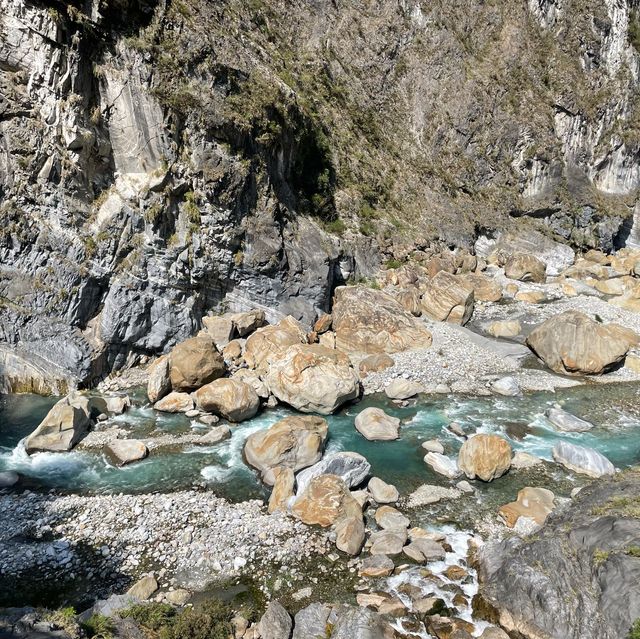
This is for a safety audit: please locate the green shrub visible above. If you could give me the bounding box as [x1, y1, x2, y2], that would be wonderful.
[164, 600, 233, 639]
[45, 606, 78, 635]
[323, 218, 346, 235]
[120, 602, 177, 630]
[384, 259, 402, 269]
[629, 619, 640, 639]
[82, 613, 114, 639]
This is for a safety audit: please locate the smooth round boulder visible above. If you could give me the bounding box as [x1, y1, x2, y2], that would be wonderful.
[526, 311, 638, 375]
[458, 434, 512, 482]
[545, 407, 594, 432]
[194, 378, 259, 422]
[169, 336, 225, 391]
[384, 378, 422, 400]
[463, 273, 502, 302]
[266, 344, 360, 415]
[359, 354, 395, 376]
[368, 477, 399, 504]
[0, 471, 19, 488]
[105, 440, 148, 466]
[153, 391, 194, 413]
[552, 441, 615, 478]
[355, 407, 400, 441]
[244, 415, 328, 485]
[424, 452, 461, 479]
[374, 505, 410, 530]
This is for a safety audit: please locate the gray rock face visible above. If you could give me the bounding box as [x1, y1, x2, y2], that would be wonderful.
[553, 441, 616, 477]
[546, 407, 594, 432]
[476, 471, 640, 639]
[292, 603, 332, 639]
[295, 451, 371, 496]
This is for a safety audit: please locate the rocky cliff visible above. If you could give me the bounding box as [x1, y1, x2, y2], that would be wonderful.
[475, 469, 640, 639]
[1, 0, 640, 391]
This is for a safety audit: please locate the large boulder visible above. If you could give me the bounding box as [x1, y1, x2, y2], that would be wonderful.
[335, 515, 365, 555]
[244, 316, 307, 372]
[498, 487, 555, 528]
[424, 452, 461, 479]
[266, 344, 359, 414]
[293, 604, 393, 639]
[291, 474, 362, 526]
[384, 378, 422, 399]
[526, 311, 638, 375]
[193, 378, 259, 422]
[462, 273, 502, 302]
[552, 441, 615, 478]
[244, 415, 328, 485]
[546, 407, 594, 432]
[154, 391, 194, 413]
[169, 336, 225, 391]
[331, 285, 432, 354]
[354, 407, 400, 441]
[268, 467, 295, 514]
[257, 601, 292, 639]
[421, 271, 475, 325]
[147, 355, 171, 403]
[295, 451, 371, 495]
[458, 434, 512, 482]
[476, 472, 640, 639]
[25, 394, 91, 454]
[105, 440, 148, 466]
[504, 253, 546, 282]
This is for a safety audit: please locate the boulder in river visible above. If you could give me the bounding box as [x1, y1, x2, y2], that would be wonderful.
[384, 378, 423, 399]
[194, 378, 259, 422]
[266, 344, 359, 414]
[153, 391, 194, 413]
[458, 434, 512, 482]
[244, 415, 328, 485]
[295, 451, 371, 496]
[332, 285, 432, 354]
[169, 335, 226, 391]
[421, 271, 475, 325]
[546, 407, 594, 432]
[0, 471, 19, 488]
[105, 440, 148, 466]
[424, 452, 461, 479]
[25, 393, 92, 454]
[291, 474, 361, 526]
[268, 467, 295, 514]
[491, 376, 521, 396]
[367, 477, 399, 504]
[147, 355, 171, 403]
[293, 603, 394, 639]
[504, 253, 546, 282]
[355, 407, 400, 441]
[552, 441, 615, 477]
[403, 538, 446, 563]
[526, 310, 639, 375]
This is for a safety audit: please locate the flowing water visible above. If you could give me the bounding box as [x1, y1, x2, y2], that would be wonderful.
[2, 383, 640, 501]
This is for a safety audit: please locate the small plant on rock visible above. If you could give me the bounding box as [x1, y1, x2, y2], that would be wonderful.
[82, 613, 114, 639]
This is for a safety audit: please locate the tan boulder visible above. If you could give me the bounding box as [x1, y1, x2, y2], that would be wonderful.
[367, 477, 399, 504]
[169, 336, 225, 391]
[154, 391, 194, 413]
[268, 467, 295, 514]
[421, 271, 474, 325]
[515, 290, 545, 304]
[244, 316, 307, 372]
[584, 249, 609, 265]
[291, 474, 361, 526]
[504, 253, 546, 283]
[595, 278, 628, 296]
[335, 515, 365, 555]
[146, 355, 171, 403]
[201, 315, 235, 348]
[355, 407, 400, 441]
[25, 393, 91, 454]
[318, 331, 336, 349]
[458, 434, 512, 482]
[222, 339, 243, 362]
[266, 344, 359, 414]
[498, 487, 555, 528]
[193, 378, 259, 422]
[105, 440, 148, 466]
[384, 378, 422, 399]
[462, 273, 502, 302]
[230, 309, 265, 336]
[425, 253, 457, 278]
[610, 296, 640, 313]
[526, 310, 639, 375]
[393, 288, 422, 316]
[231, 368, 269, 398]
[244, 415, 328, 485]
[486, 320, 521, 338]
[332, 285, 432, 354]
[313, 313, 332, 334]
[127, 575, 158, 600]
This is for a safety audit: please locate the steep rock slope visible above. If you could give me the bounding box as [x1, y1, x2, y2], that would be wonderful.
[1, 0, 639, 390]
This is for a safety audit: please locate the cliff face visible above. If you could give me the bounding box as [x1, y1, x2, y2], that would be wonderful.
[1, 0, 640, 391]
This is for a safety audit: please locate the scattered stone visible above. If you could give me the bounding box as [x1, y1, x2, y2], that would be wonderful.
[491, 376, 521, 396]
[231, 368, 270, 398]
[201, 315, 235, 348]
[268, 467, 295, 514]
[458, 434, 512, 482]
[165, 589, 190, 605]
[403, 538, 446, 563]
[515, 290, 545, 304]
[335, 515, 365, 556]
[421, 439, 445, 454]
[105, 440, 148, 466]
[126, 575, 158, 600]
[147, 356, 171, 403]
[375, 505, 410, 530]
[359, 353, 395, 376]
[447, 422, 466, 438]
[105, 396, 131, 414]
[424, 452, 461, 479]
[369, 530, 407, 556]
[154, 392, 194, 413]
[463, 273, 502, 302]
[545, 407, 594, 432]
[456, 480, 474, 494]
[384, 378, 423, 400]
[486, 320, 521, 338]
[244, 317, 307, 373]
[407, 484, 462, 507]
[313, 313, 332, 334]
[196, 425, 231, 445]
[510, 451, 543, 469]
[552, 441, 615, 478]
[359, 555, 395, 578]
[367, 477, 399, 504]
[355, 407, 400, 441]
[504, 253, 546, 282]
